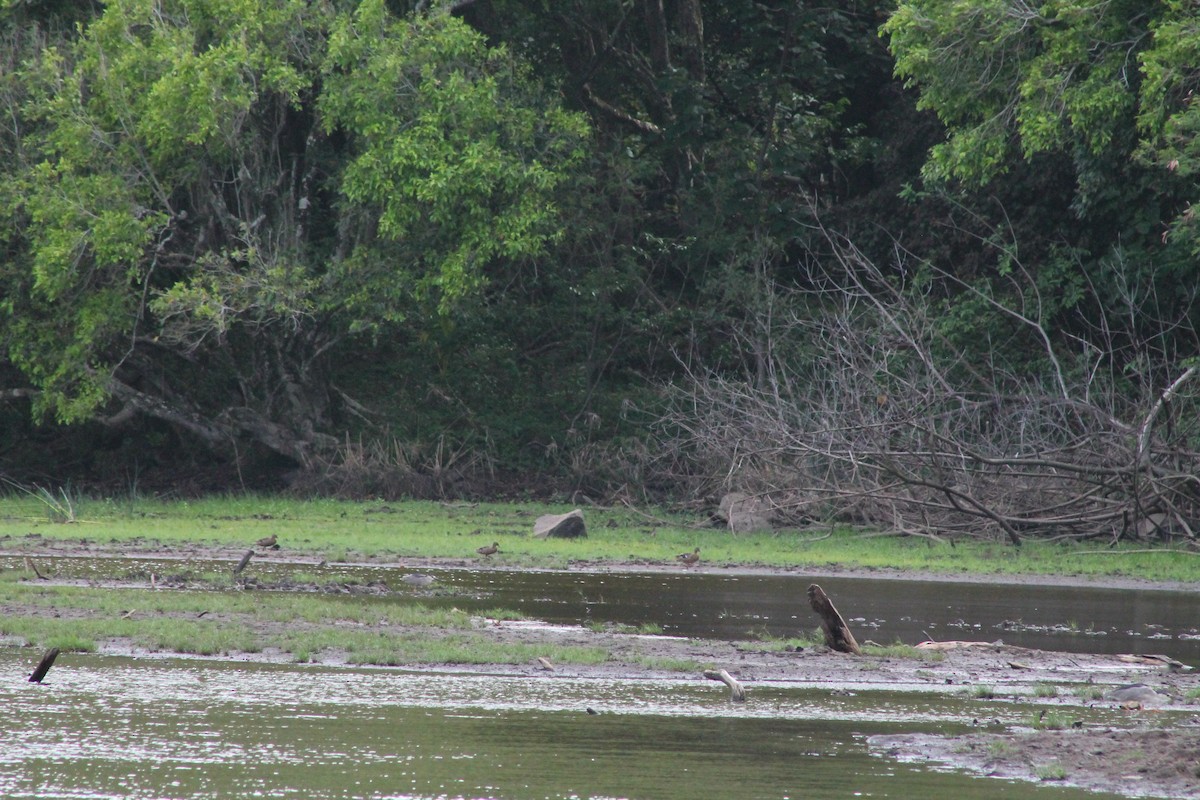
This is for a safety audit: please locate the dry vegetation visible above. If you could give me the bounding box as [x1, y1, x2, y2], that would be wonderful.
[653, 224, 1200, 547]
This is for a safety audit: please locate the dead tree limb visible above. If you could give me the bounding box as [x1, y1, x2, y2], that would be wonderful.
[703, 668, 747, 702]
[807, 584, 861, 654]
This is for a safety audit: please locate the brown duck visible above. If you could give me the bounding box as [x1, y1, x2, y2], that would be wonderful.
[476, 541, 500, 557]
[255, 534, 278, 549]
[676, 547, 700, 567]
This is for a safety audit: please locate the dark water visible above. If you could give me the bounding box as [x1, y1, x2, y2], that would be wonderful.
[1, 654, 1130, 800]
[415, 569, 1200, 666]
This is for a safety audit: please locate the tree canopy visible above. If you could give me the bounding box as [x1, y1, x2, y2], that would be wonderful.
[2, 0, 1200, 539]
[1, 0, 586, 465]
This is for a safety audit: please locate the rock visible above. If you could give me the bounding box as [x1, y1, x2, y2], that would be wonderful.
[534, 509, 587, 539]
[1104, 683, 1171, 706]
[718, 492, 774, 533]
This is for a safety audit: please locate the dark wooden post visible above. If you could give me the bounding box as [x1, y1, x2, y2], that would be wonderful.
[807, 584, 861, 655]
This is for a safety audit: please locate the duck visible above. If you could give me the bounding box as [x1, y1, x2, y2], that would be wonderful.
[255, 534, 278, 549]
[476, 541, 500, 557]
[676, 547, 700, 567]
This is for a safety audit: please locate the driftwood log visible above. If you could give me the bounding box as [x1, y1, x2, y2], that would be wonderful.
[703, 668, 747, 702]
[29, 647, 60, 683]
[807, 583, 861, 655]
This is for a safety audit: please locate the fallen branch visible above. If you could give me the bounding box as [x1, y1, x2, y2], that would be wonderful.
[703, 668, 747, 702]
[915, 640, 1004, 651]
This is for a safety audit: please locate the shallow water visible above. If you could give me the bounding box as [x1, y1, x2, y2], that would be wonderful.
[8, 552, 1200, 663]
[2, 653, 1130, 800]
[431, 570, 1200, 663]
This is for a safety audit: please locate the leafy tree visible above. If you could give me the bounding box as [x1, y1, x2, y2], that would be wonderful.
[0, 0, 586, 466]
[883, 1, 1200, 379]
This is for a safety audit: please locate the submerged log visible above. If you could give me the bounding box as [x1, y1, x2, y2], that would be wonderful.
[807, 583, 861, 655]
[29, 647, 60, 683]
[703, 668, 747, 702]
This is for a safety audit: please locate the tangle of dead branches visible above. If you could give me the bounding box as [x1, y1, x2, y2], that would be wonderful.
[653, 224, 1200, 545]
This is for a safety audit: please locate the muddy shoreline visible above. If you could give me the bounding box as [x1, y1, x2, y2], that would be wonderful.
[6, 538, 1200, 798]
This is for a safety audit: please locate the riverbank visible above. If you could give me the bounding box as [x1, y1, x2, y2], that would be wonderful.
[3, 494, 1200, 585]
[6, 568, 1199, 799]
[3, 501, 1200, 797]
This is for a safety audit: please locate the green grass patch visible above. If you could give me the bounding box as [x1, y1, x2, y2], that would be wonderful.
[1035, 763, 1067, 781]
[1030, 710, 1076, 730]
[746, 627, 824, 651]
[3, 494, 1200, 583]
[340, 633, 609, 667]
[0, 577, 553, 666]
[861, 642, 944, 661]
[630, 655, 703, 672]
[985, 740, 1016, 758]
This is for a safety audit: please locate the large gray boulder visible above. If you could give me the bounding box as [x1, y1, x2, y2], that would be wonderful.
[533, 509, 587, 539]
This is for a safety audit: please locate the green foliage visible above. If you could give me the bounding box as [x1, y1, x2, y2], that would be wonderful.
[320, 0, 587, 318]
[883, 0, 1145, 187]
[0, 0, 588, 463]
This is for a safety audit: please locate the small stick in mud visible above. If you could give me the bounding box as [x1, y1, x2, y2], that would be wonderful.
[703, 668, 747, 702]
[29, 647, 60, 683]
[23, 556, 47, 580]
[807, 583, 861, 655]
[233, 549, 254, 576]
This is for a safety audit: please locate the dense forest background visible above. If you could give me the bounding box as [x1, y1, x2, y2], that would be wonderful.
[4, 0, 1200, 543]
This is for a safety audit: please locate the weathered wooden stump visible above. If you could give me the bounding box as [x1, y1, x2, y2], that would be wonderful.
[29, 647, 60, 683]
[807, 583, 861, 655]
